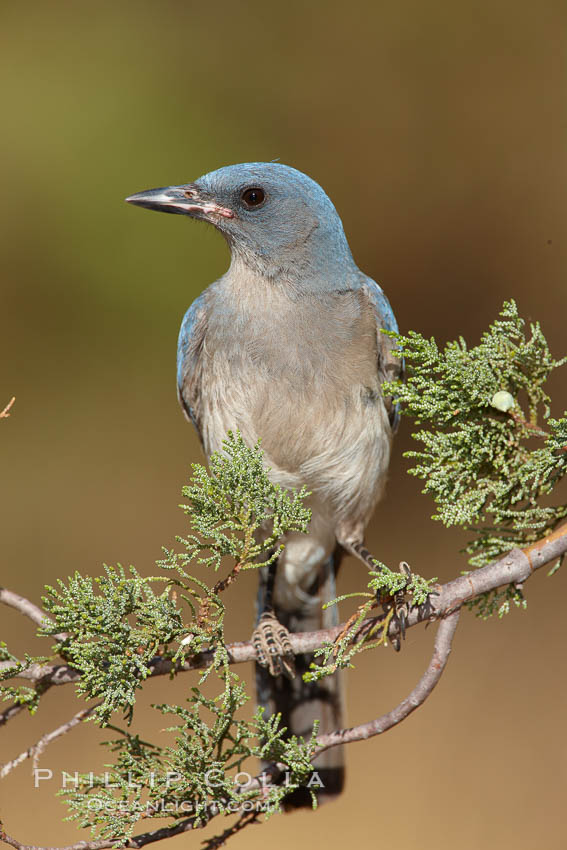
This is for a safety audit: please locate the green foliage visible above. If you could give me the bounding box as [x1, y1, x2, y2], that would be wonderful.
[8, 433, 321, 845]
[60, 666, 320, 846]
[305, 563, 438, 681]
[368, 562, 436, 607]
[160, 430, 311, 572]
[40, 565, 187, 725]
[0, 645, 48, 715]
[0, 682, 42, 715]
[34, 433, 312, 728]
[469, 582, 528, 620]
[384, 300, 567, 616]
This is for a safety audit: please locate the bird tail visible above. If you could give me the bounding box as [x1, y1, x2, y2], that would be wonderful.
[255, 549, 345, 808]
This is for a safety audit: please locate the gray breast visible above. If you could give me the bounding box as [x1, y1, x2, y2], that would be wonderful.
[199, 277, 390, 526]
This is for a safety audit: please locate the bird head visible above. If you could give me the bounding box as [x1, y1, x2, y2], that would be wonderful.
[126, 162, 356, 283]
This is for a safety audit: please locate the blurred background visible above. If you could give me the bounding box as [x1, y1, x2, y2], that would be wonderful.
[1, 0, 566, 847]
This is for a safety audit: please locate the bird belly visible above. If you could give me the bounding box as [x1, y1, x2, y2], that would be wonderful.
[199, 359, 391, 611]
[201, 353, 389, 511]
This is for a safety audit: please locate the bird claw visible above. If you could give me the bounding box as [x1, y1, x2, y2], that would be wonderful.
[252, 610, 296, 679]
[380, 561, 412, 652]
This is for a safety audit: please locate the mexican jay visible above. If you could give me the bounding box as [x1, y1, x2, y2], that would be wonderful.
[126, 162, 401, 805]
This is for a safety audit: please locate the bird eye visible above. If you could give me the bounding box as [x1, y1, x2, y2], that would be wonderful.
[240, 187, 265, 208]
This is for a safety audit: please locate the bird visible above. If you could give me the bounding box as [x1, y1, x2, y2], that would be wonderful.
[126, 162, 402, 806]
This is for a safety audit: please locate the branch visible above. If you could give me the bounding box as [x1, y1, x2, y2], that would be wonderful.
[0, 589, 67, 642]
[0, 612, 460, 850]
[0, 818, 200, 850]
[0, 703, 101, 779]
[3, 523, 566, 691]
[0, 589, 53, 631]
[314, 609, 460, 753]
[0, 703, 26, 728]
[0, 397, 15, 419]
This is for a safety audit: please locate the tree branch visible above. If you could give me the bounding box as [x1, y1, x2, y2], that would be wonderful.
[0, 819, 200, 850]
[0, 589, 67, 642]
[0, 703, 101, 779]
[3, 523, 565, 692]
[0, 610, 461, 850]
[0, 703, 26, 728]
[0, 516, 556, 849]
[0, 522, 564, 849]
[0, 397, 15, 419]
[0, 589, 53, 631]
[314, 609, 460, 753]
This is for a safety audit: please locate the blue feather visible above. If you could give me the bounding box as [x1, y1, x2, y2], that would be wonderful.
[176, 294, 206, 437]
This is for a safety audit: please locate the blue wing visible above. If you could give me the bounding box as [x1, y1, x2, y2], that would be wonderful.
[176, 292, 208, 444]
[361, 275, 404, 432]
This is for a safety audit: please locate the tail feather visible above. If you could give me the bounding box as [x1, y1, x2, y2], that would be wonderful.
[255, 548, 345, 808]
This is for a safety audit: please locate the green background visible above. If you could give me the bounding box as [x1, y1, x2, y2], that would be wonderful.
[1, 1, 566, 847]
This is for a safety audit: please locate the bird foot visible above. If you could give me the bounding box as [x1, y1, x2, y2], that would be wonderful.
[344, 540, 412, 652]
[380, 561, 412, 652]
[252, 610, 295, 679]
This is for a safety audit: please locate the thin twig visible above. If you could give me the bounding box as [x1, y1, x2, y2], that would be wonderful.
[0, 589, 67, 642]
[507, 409, 549, 437]
[0, 397, 15, 419]
[201, 809, 261, 850]
[0, 703, 101, 779]
[0, 589, 54, 631]
[197, 527, 255, 627]
[315, 609, 460, 753]
[0, 815, 201, 849]
[0, 703, 26, 728]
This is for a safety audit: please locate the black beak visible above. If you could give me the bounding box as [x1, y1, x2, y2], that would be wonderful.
[125, 184, 234, 219]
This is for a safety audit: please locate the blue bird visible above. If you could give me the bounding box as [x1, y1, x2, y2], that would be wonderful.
[126, 163, 402, 805]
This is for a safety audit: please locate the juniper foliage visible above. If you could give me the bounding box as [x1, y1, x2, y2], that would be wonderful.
[160, 431, 311, 572]
[40, 566, 188, 725]
[383, 300, 567, 616]
[2, 434, 323, 845]
[305, 563, 437, 681]
[59, 668, 321, 847]
[0, 644, 48, 714]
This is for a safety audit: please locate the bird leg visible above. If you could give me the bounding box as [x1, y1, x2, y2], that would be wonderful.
[344, 542, 412, 652]
[388, 561, 412, 650]
[252, 560, 296, 679]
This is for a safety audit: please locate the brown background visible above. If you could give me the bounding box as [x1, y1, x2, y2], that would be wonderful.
[1, 1, 566, 847]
